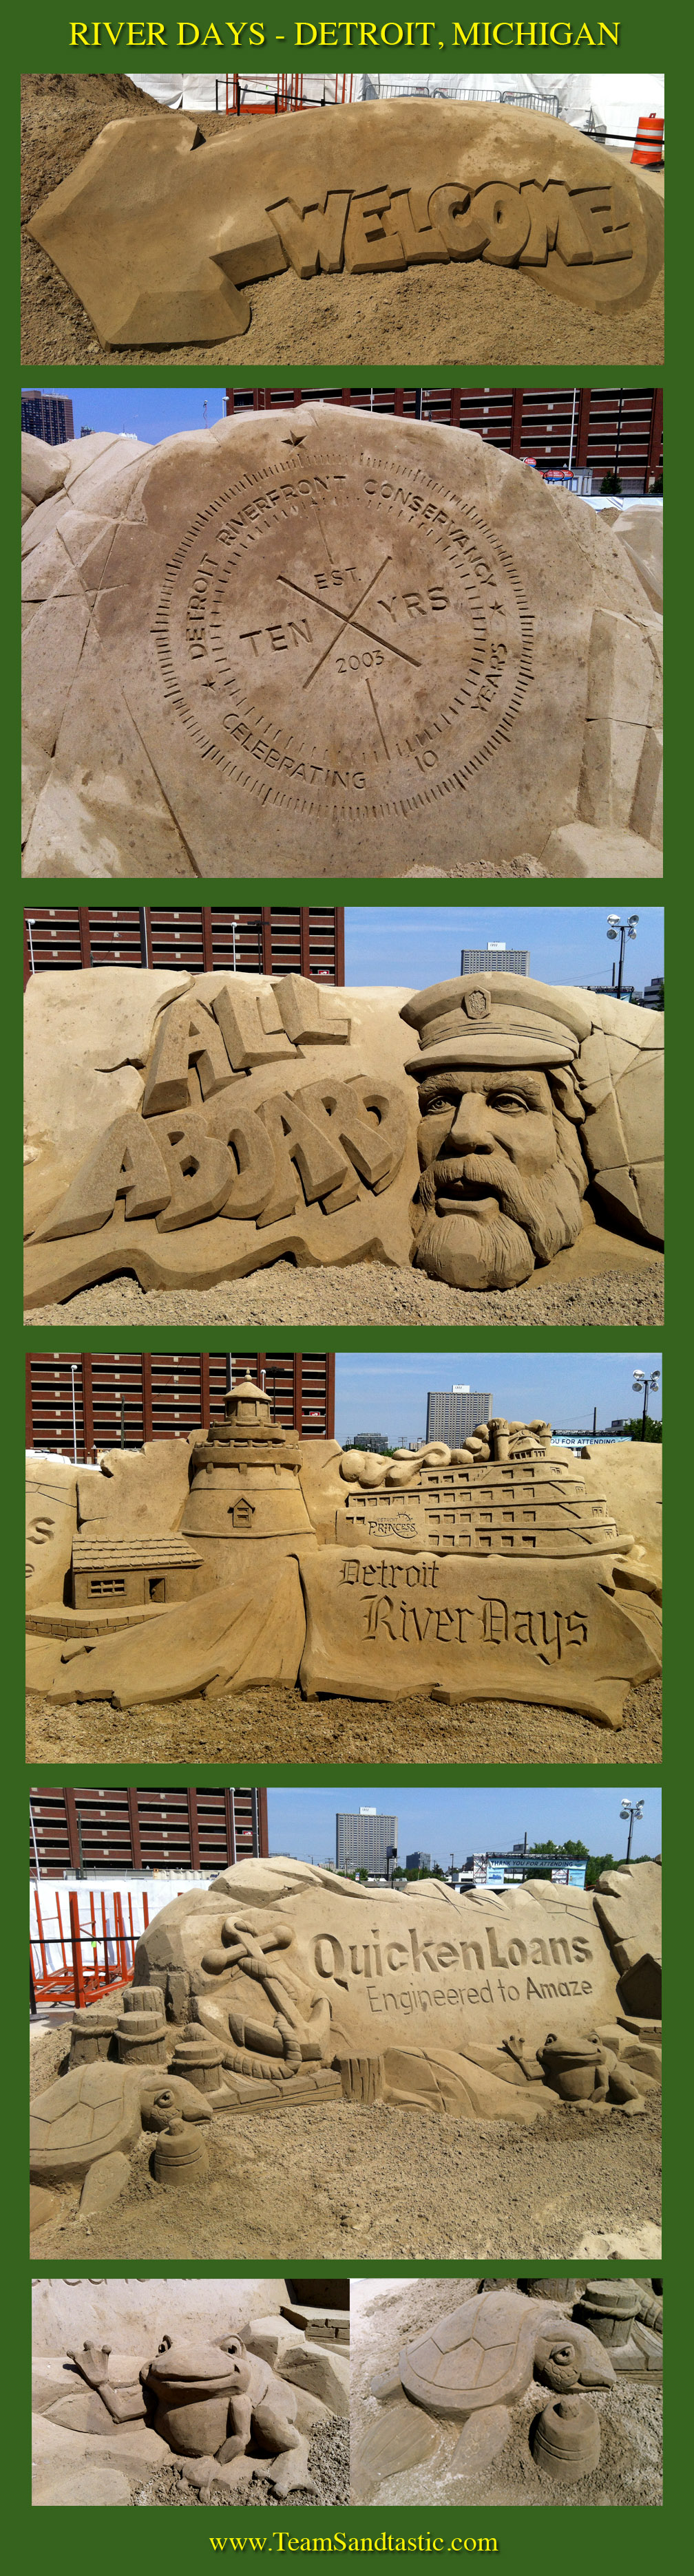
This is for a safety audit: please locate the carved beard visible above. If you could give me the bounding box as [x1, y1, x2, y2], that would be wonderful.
[412, 1152, 585, 1290]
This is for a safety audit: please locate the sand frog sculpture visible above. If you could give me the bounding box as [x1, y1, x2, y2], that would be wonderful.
[69, 2332, 315, 2498]
[355, 2290, 615, 2490]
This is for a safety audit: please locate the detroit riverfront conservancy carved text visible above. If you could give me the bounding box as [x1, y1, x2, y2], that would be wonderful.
[151, 462, 532, 824]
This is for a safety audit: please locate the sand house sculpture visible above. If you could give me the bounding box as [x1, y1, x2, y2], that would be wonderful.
[28, 100, 664, 352]
[25, 1366, 662, 1723]
[22, 405, 663, 879]
[29, 1854, 662, 2240]
[24, 967, 664, 1318]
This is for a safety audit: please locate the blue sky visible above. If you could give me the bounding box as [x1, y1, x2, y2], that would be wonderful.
[30, 388, 228, 442]
[267, 1786, 660, 1869]
[344, 907, 664, 991]
[335, 1352, 662, 1448]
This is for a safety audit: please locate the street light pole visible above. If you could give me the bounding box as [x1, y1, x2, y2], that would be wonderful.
[632, 1368, 660, 1442]
[607, 913, 639, 998]
[620, 1797, 644, 1861]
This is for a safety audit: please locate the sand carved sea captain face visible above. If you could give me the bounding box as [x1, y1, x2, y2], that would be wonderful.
[403, 978, 588, 1290]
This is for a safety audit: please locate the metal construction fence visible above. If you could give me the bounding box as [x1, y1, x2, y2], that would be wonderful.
[30, 1883, 149, 2011]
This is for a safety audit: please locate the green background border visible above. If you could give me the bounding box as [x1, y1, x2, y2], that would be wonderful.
[19, 3, 673, 2558]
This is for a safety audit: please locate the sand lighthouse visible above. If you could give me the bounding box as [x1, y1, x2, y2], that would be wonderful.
[181, 1375, 314, 1582]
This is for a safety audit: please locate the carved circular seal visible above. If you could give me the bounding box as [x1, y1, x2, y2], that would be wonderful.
[151, 442, 533, 835]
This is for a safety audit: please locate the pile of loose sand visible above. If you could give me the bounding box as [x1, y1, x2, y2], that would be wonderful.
[131, 2416, 349, 2511]
[25, 1250, 664, 1332]
[25, 1674, 662, 1769]
[29, 2090, 661, 2264]
[21, 75, 664, 368]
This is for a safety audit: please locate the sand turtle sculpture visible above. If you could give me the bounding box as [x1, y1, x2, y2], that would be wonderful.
[29, 2059, 212, 2204]
[355, 2291, 615, 2491]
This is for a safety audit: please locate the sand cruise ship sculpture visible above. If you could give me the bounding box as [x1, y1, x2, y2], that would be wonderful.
[336, 1416, 624, 1560]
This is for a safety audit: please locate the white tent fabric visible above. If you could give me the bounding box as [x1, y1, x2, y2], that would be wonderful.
[30, 1873, 215, 1979]
[130, 69, 663, 139]
[362, 73, 664, 138]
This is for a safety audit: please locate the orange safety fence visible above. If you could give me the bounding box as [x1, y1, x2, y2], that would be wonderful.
[30, 1885, 149, 2011]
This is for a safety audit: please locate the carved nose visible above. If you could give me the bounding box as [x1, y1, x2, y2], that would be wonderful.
[448, 1096, 495, 1151]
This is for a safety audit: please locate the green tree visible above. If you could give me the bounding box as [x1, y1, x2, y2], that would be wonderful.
[584, 1852, 616, 1887]
[624, 1417, 662, 1443]
[600, 469, 622, 495]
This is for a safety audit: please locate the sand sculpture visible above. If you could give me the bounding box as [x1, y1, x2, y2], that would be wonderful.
[23, 969, 664, 1313]
[574, 2280, 663, 2373]
[29, 1854, 662, 2237]
[28, 101, 664, 351]
[357, 2288, 613, 2484]
[351, 2276, 662, 2499]
[25, 1371, 662, 1724]
[21, 409, 663, 879]
[32, 2300, 350, 2505]
[530, 2397, 601, 2482]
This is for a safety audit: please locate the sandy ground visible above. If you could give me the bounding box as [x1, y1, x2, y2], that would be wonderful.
[21, 75, 664, 370]
[130, 2416, 348, 2509]
[29, 2040, 660, 2263]
[350, 2277, 662, 2507]
[25, 1673, 662, 1768]
[25, 1252, 664, 1333]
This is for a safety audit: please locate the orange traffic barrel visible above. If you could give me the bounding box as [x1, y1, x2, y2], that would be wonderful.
[632, 114, 664, 167]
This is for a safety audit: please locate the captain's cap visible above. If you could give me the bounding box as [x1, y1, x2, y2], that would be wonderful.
[401, 974, 591, 1076]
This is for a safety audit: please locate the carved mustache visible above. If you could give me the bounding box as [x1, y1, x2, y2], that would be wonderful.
[419, 1153, 531, 1209]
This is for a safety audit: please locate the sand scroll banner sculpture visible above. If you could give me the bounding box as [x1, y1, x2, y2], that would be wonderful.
[23, 969, 664, 1312]
[28, 102, 663, 350]
[21, 409, 663, 880]
[29, 1858, 662, 2234]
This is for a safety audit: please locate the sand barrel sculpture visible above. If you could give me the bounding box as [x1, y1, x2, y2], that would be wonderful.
[28, 102, 664, 349]
[29, 1856, 662, 2234]
[23, 969, 664, 1313]
[22, 407, 663, 879]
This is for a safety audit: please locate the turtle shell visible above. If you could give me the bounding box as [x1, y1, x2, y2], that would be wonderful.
[399, 2292, 540, 2418]
[29, 2063, 141, 2184]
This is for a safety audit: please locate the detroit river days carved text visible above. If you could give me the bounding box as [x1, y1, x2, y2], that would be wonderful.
[312, 1922, 596, 2021]
[151, 464, 534, 822]
[339, 1567, 591, 1665]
